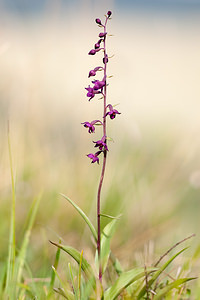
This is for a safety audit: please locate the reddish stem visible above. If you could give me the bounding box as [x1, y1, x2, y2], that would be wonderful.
[97, 16, 109, 283]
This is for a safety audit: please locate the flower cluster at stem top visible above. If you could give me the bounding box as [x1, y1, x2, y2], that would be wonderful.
[81, 10, 121, 164]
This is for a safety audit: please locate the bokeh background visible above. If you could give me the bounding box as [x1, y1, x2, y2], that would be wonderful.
[0, 0, 200, 278]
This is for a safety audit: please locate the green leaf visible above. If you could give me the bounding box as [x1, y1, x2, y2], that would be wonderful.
[50, 241, 96, 288]
[137, 247, 188, 299]
[5, 126, 16, 296]
[104, 267, 157, 300]
[100, 213, 122, 220]
[95, 219, 118, 274]
[60, 193, 97, 242]
[78, 250, 83, 300]
[49, 239, 61, 291]
[153, 278, 196, 300]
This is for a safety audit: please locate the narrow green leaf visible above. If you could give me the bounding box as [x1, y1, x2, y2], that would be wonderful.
[0, 263, 6, 296]
[60, 193, 97, 242]
[52, 266, 74, 300]
[50, 241, 95, 287]
[137, 247, 188, 299]
[49, 238, 61, 292]
[153, 278, 196, 300]
[5, 124, 16, 295]
[78, 250, 83, 300]
[95, 219, 118, 274]
[100, 213, 122, 220]
[104, 267, 157, 300]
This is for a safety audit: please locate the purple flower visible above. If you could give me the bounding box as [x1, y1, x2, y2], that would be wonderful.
[87, 151, 102, 164]
[85, 85, 95, 100]
[104, 104, 121, 119]
[99, 32, 107, 38]
[107, 11, 112, 17]
[81, 120, 102, 133]
[95, 18, 102, 25]
[93, 80, 105, 90]
[85, 84, 102, 100]
[93, 136, 108, 151]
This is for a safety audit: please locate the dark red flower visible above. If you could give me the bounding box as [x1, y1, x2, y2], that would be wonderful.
[81, 120, 102, 133]
[104, 104, 121, 119]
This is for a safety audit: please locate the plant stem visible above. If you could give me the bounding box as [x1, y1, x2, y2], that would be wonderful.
[97, 16, 109, 283]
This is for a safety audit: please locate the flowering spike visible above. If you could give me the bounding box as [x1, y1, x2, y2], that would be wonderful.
[83, 11, 120, 282]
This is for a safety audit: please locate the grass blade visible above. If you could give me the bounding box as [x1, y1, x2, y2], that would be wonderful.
[100, 213, 122, 220]
[104, 267, 157, 300]
[5, 123, 16, 296]
[50, 241, 95, 285]
[153, 277, 196, 300]
[60, 193, 97, 242]
[78, 250, 83, 300]
[137, 247, 189, 299]
[49, 239, 61, 293]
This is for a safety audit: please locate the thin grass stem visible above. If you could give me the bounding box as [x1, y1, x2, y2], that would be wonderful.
[5, 121, 16, 295]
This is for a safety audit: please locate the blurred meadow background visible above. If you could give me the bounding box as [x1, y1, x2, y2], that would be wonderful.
[1, 0, 200, 294]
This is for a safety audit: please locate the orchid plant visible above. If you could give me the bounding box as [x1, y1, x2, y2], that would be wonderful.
[50, 11, 196, 300]
[82, 10, 120, 282]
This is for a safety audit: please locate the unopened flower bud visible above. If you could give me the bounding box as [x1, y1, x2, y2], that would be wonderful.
[99, 32, 107, 38]
[107, 11, 112, 17]
[95, 42, 100, 49]
[88, 49, 96, 55]
[88, 70, 96, 77]
[95, 18, 102, 25]
[103, 54, 108, 64]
